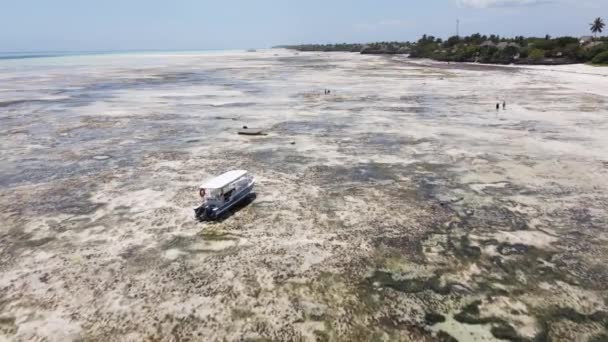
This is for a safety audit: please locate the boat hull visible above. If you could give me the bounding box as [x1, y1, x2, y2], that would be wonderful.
[194, 183, 255, 221]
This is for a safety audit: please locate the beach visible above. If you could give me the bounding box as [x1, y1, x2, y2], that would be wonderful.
[1, 50, 608, 341]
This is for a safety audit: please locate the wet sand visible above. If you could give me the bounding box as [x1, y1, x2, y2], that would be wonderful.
[1, 50, 608, 341]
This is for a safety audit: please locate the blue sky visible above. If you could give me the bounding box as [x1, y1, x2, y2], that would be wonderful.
[0, 0, 606, 52]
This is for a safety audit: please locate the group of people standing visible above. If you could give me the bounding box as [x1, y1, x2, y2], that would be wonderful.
[324, 89, 331, 95]
[496, 101, 506, 110]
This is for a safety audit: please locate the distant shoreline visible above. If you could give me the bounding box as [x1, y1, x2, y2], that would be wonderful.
[278, 47, 588, 66]
[277, 35, 608, 66]
[278, 46, 591, 66]
[0, 49, 254, 61]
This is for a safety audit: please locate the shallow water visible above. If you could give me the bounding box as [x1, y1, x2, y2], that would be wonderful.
[1, 50, 608, 341]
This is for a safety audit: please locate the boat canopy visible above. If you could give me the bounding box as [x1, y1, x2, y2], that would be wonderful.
[200, 170, 248, 190]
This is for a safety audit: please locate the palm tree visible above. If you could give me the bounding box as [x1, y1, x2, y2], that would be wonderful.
[590, 17, 605, 37]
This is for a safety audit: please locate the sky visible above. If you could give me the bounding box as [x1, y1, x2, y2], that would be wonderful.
[0, 0, 606, 52]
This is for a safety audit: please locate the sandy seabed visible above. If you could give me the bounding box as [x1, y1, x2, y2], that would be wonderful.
[1, 50, 608, 341]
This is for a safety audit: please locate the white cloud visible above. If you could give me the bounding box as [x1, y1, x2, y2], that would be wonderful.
[458, 0, 553, 8]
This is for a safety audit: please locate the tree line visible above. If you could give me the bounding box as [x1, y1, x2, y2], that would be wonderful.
[277, 17, 608, 65]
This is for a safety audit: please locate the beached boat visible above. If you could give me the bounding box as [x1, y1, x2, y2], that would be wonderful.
[194, 170, 255, 221]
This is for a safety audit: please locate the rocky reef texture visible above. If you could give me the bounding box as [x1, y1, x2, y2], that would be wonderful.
[1, 50, 608, 341]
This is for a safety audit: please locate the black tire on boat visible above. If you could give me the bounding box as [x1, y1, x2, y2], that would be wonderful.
[194, 206, 208, 221]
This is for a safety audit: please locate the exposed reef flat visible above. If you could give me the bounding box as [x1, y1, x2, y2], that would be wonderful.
[1, 50, 608, 341]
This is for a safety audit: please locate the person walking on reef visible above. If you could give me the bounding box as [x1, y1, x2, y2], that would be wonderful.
[502, 101, 506, 110]
[496, 103, 500, 111]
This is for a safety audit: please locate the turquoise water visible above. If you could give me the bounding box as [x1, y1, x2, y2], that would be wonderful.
[0, 49, 247, 61]
[0, 52, 66, 60]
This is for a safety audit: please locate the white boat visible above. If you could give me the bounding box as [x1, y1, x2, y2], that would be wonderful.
[194, 170, 255, 221]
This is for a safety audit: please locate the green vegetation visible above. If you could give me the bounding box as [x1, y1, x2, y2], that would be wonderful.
[276, 43, 364, 52]
[590, 17, 605, 37]
[592, 51, 608, 64]
[280, 34, 608, 65]
[276, 41, 411, 54]
[529, 49, 545, 62]
[424, 312, 446, 325]
[366, 270, 451, 295]
[408, 33, 608, 65]
[490, 323, 522, 342]
[231, 308, 255, 320]
[278, 17, 608, 65]
[453, 301, 527, 341]
[437, 331, 458, 342]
